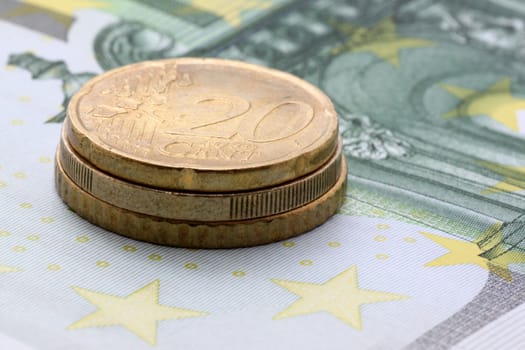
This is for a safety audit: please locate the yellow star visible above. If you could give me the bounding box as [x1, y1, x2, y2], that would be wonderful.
[441, 78, 525, 132]
[421, 227, 525, 281]
[352, 37, 433, 67]
[479, 161, 525, 194]
[69, 280, 209, 345]
[190, 0, 271, 27]
[421, 231, 489, 269]
[342, 18, 433, 67]
[272, 266, 409, 330]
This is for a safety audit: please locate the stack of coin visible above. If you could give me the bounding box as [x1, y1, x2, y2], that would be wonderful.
[55, 58, 347, 248]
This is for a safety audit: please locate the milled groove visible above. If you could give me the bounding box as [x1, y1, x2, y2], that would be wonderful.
[229, 152, 342, 220]
[59, 140, 93, 192]
[61, 131, 342, 221]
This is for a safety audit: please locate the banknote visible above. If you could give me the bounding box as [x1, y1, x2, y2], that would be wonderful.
[1, 0, 525, 349]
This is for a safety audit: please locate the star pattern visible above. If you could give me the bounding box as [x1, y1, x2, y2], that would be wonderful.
[421, 229, 525, 281]
[69, 280, 209, 345]
[332, 18, 433, 67]
[421, 231, 489, 269]
[352, 37, 433, 67]
[272, 266, 409, 330]
[441, 78, 525, 133]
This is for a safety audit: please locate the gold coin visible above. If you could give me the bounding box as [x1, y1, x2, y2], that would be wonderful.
[59, 126, 343, 221]
[55, 152, 347, 249]
[66, 58, 338, 192]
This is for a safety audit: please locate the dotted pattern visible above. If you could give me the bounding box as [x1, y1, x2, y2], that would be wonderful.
[47, 264, 61, 271]
[149, 254, 162, 261]
[0, 217, 428, 277]
[96, 261, 110, 268]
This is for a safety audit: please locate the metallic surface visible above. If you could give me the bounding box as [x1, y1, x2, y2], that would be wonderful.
[66, 58, 338, 191]
[55, 152, 348, 249]
[59, 127, 343, 221]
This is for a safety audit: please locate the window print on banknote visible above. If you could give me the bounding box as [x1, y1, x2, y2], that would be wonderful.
[2, 0, 525, 349]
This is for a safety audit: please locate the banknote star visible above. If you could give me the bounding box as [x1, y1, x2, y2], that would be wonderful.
[68, 280, 209, 345]
[349, 19, 434, 67]
[272, 266, 409, 330]
[421, 229, 525, 281]
[479, 162, 525, 194]
[422, 231, 490, 269]
[441, 78, 525, 133]
[190, 0, 270, 27]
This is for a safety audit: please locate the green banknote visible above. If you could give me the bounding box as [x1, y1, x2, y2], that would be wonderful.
[1, 0, 525, 349]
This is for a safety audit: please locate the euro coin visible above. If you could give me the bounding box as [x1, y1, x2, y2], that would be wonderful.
[55, 151, 347, 248]
[66, 58, 338, 192]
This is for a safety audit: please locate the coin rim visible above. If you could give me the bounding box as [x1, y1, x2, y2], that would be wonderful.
[59, 125, 343, 221]
[66, 58, 339, 191]
[55, 151, 347, 248]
